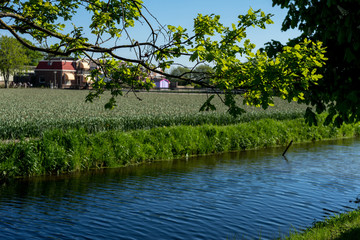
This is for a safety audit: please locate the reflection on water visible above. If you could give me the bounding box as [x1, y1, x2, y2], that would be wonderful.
[0, 138, 360, 239]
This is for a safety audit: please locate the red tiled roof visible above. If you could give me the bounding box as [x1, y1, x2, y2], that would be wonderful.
[35, 60, 76, 71]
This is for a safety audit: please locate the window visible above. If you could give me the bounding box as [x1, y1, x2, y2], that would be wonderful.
[39, 76, 45, 83]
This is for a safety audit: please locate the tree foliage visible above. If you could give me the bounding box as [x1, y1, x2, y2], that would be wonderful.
[0, 35, 29, 88]
[167, 64, 214, 87]
[270, 0, 360, 126]
[0, 1, 327, 117]
[192, 64, 214, 86]
[21, 38, 44, 65]
[168, 66, 191, 86]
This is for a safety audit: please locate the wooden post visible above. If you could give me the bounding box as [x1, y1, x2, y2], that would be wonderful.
[282, 140, 293, 156]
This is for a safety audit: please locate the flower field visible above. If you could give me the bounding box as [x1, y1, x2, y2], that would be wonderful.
[0, 88, 307, 139]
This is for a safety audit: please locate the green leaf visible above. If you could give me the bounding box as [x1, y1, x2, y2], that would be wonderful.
[199, 95, 216, 112]
[304, 107, 317, 126]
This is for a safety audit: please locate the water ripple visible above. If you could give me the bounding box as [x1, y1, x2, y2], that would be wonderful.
[0, 138, 360, 239]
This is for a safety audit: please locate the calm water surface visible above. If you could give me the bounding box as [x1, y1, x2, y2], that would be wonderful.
[0, 138, 360, 240]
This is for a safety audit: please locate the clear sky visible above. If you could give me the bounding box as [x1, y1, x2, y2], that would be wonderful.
[136, 0, 301, 66]
[143, 0, 300, 47]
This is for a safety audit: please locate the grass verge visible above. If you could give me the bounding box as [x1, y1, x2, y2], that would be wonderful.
[282, 209, 360, 240]
[1, 117, 359, 180]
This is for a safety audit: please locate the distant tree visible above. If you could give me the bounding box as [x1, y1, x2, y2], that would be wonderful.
[192, 64, 214, 86]
[21, 38, 43, 66]
[169, 65, 214, 87]
[0, 35, 29, 88]
[168, 66, 191, 86]
[269, 0, 360, 126]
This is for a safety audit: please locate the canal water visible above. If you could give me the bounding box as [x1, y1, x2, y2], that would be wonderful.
[0, 138, 359, 240]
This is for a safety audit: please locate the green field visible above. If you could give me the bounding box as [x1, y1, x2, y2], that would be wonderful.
[0, 88, 307, 139]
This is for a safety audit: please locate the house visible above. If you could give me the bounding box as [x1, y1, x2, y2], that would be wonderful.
[1, 66, 36, 87]
[34, 58, 92, 88]
[0, 74, 14, 87]
[35, 58, 173, 89]
[13, 66, 36, 85]
[154, 79, 170, 89]
[148, 69, 171, 89]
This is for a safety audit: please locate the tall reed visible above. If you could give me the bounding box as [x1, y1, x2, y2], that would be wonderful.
[1, 118, 358, 180]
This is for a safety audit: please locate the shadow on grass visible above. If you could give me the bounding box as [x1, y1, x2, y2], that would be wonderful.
[334, 227, 360, 240]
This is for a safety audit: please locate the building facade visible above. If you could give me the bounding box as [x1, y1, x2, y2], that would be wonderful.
[154, 79, 170, 88]
[35, 58, 173, 89]
[34, 58, 91, 88]
[149, 69, 171, 89]
[0, 74, 14, 87]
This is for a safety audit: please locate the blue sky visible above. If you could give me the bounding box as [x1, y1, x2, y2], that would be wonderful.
[132, 0, 300, 66]
[143, 0, 300, 47]
[1, 0, 300, 66]
[137, 0, 301, 66]
[64, 0, 300, 49]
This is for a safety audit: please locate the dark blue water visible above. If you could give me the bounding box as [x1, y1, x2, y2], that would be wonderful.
[0, 138, 360, 240]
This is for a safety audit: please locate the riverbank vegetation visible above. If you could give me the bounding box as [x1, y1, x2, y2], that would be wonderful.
[1, 114, 359, 180]
[282, 209, 360, 240]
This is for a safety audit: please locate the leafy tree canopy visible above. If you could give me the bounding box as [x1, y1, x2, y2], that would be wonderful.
[269, 0, 360, 126]
[168, 66, 191, 86]
[21, 38, 44, 65]
[168, 64, 214, 87]
[0, 1, 327, 118]
[192, 64, 214, 86]
[0, 35, 29, 87]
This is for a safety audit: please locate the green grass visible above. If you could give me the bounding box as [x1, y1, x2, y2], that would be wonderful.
[0, 88, 307, 139]
[282, 209, 360, 240]
[1, 117, 359, 180]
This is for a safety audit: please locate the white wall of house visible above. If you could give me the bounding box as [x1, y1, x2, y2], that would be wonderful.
[0, 67, 34, 84]
[0, 74, 14, 83]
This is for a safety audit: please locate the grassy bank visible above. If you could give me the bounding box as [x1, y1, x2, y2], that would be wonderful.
[1, 117, 359, 180]
[282, 209, 360, 240]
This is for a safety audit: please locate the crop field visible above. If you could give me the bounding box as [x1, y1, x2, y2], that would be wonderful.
[0, 88, 308, 139]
